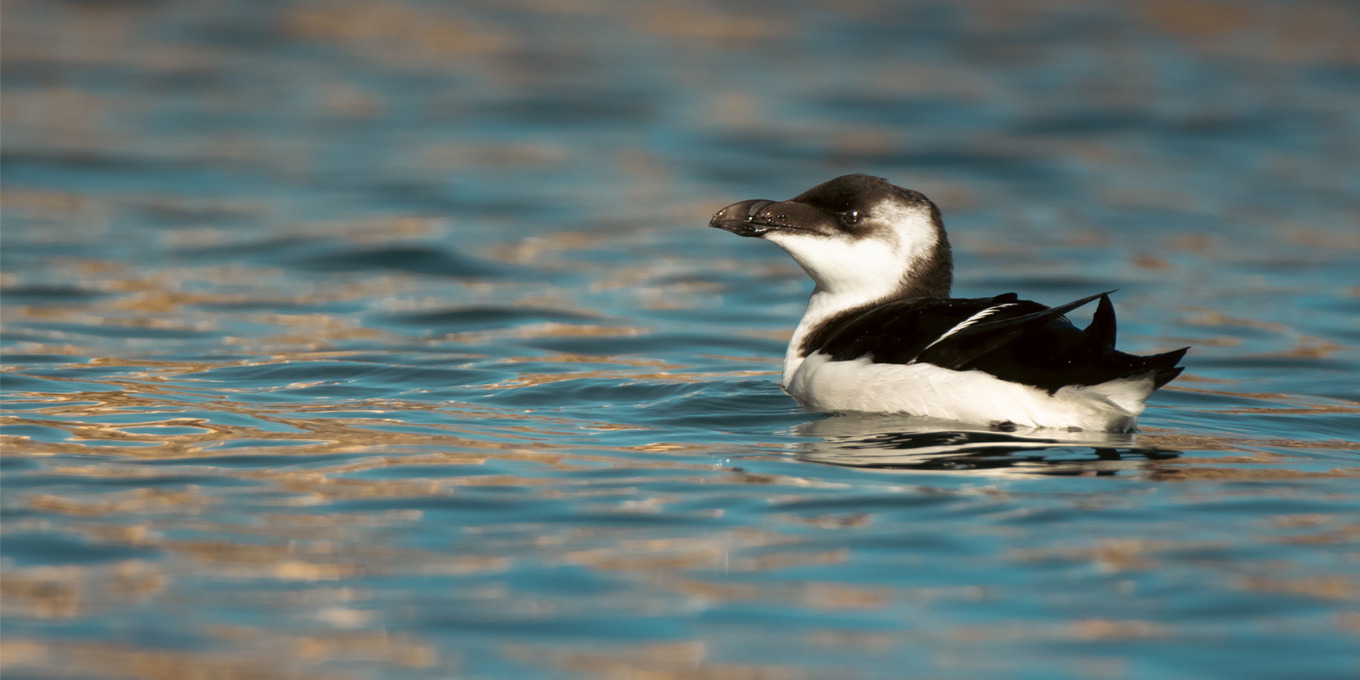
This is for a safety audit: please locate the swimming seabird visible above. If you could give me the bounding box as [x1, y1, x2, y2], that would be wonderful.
[710, 174, 1187, 432]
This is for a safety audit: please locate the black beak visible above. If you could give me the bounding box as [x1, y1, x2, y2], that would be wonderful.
[709, 199, 776, 237]
[709, 198, 833, 238]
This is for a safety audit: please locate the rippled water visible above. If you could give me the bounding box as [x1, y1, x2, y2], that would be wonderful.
[3, 0, 1359, 678]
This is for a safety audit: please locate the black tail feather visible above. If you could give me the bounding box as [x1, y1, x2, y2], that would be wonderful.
[1116, 347, 1189, 389]
[1085, 294, 1117, 349]
[1136, 347, 1190, 389]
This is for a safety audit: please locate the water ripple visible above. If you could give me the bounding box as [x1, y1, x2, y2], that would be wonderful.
[3, 1, 1358, 678]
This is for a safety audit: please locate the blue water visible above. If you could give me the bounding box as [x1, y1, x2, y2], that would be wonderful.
[3, 1, 1359, 678]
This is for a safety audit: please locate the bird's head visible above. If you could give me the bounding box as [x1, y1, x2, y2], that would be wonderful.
[710, 174, 952, 301]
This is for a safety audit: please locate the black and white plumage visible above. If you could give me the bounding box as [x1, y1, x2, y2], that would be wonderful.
[709, 174, 1187, 432]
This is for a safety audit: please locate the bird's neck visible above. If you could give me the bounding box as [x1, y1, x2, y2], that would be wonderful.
[780, 239, 953, 387]
[781, 286, 889, 387]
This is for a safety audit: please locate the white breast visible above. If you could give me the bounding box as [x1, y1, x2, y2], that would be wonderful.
[786, 353, 1156, 432]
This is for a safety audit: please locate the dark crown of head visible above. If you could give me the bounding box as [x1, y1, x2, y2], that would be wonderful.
[795, 174, 933, 212]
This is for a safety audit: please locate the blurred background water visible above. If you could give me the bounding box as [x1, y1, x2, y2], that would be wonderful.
[2, 0, 1359, 678]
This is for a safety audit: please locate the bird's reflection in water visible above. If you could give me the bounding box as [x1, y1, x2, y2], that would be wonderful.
[790, 413, 1180, 476]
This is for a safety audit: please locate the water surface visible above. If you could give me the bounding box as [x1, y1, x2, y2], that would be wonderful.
[3, 1, 1359, 678]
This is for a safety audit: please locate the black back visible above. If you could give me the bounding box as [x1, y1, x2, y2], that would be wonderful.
[804, 292, 1187, 394]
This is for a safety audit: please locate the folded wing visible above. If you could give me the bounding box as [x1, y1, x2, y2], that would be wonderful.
[814, 292, 1187, 394]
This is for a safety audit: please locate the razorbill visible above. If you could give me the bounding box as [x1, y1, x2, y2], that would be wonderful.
[710, 174, 1187, 432]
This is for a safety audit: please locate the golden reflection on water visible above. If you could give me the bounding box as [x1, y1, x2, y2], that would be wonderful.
[2, 636, 440, 680]
[504, 641, 807, 680]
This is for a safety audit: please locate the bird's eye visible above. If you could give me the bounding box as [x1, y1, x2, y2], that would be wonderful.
[838, 210, 860, 226]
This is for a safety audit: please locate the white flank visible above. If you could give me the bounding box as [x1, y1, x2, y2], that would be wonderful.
[786, 354, 1156, 433]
